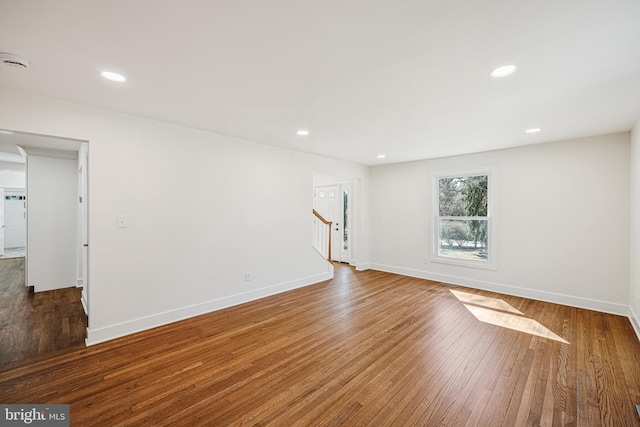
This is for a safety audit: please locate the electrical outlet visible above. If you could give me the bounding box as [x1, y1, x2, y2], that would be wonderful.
[424, 257, 428, 264]
[245, 272, 251, 282]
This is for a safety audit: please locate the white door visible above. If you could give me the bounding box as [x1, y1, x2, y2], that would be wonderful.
[4, 190, 26, 248]
[0, 189, 5, 256]
[314, 184, 350, 263]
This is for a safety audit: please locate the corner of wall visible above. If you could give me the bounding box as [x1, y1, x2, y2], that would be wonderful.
[631, 118, 640, 343]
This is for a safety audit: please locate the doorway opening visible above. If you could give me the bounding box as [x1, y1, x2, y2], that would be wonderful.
[0, 143, 26, 259]
[2, 189, 26, 258]
[0, 128, 89, 362]
[313, 174, 356, 264]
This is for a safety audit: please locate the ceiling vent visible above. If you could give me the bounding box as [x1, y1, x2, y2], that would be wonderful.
[0, 52, 29, 69]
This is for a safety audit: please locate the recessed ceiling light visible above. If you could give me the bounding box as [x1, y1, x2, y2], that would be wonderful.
[490, 65, 517, 78]
[100, 70, 127, 83]
[525, 128, 542, 133]
[296, 130, 309, 136]
[377, 154, 386, 159]
[0, 130, 13, 134]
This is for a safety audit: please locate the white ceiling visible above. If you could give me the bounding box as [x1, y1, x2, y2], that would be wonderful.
[1, 0, 639, 165]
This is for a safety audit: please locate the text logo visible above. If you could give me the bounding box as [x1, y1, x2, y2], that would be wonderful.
[0, 405, 69, 426]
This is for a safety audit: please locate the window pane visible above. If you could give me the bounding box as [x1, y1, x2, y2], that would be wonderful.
[438, 175, 488, 217]
[438, 219, 488, 261]
[343, 190, 348, 252]
[438, 177, 465, 216]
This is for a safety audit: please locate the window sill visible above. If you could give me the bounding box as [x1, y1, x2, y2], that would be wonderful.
[429, 256, 497, 270]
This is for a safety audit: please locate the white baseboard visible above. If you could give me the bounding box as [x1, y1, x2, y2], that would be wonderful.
[369, 263, 629, 316]
[355, 262, 370, 271]
[630, 306, 640, 343]
[327, 261, 335, 277]
[85, 271, 333, 346]
[81, 290, 88, 316]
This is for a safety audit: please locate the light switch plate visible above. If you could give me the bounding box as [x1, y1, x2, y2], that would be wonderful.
[117, 215, 128, 228]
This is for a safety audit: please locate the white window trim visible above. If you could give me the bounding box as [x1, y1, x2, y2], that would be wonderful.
[430, 168, 497, 270]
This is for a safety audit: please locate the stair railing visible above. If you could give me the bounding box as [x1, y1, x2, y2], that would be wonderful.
[312, 209, 332, 261]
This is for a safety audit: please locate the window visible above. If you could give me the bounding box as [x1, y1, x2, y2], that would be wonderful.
[343, 189, 349, 252]
[432, 171, 495, 269]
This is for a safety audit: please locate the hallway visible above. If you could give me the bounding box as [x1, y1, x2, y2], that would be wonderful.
[0, 258, 86, 368]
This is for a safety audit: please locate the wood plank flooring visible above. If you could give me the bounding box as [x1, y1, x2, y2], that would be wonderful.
[1, 264, 639, 426]
[0, 258, 87, 366]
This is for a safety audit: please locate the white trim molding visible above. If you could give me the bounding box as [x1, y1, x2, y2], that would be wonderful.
[355, 262, 370, 271]
[369, 263, 629, 316]
[81, 289, 88, 316]
[630, 306, 640, 343]
[85, 271, 333, 346]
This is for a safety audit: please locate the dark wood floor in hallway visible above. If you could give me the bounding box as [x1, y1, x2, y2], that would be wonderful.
[0, 258, 87, 366]
[1, 264, 639, 426]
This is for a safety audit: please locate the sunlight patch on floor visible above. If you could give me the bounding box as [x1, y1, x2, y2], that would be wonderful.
[450, 289, 522, 315]
[451, 289, 569, 344]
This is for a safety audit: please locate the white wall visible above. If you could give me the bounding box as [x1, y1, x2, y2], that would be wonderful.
[27, 154, 78, 292]
[370, 133, 630, 314]
[0, 171, 25, 188]
[0, 88, 369, 344]
[630, 119, 640, 336]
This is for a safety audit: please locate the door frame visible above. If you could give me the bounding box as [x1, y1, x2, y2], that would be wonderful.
[313, 180, 353, 264]
[0, 188, 4, 256]
[78, 143, 89, 316]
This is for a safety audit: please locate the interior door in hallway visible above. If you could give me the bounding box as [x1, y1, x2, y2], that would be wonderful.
[4, 190, 26, 249]
[0, 189, 4, 256]
[314, 184, 350, 263]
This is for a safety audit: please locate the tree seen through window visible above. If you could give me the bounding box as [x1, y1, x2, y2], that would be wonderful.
[437, 175, 489, 261]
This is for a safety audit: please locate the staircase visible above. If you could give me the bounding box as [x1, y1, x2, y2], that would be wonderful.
[312, 209, 332, 261]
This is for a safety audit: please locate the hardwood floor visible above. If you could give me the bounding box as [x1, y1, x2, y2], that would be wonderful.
[1, 264, 639, 426]
[0, 258, 87, 366]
